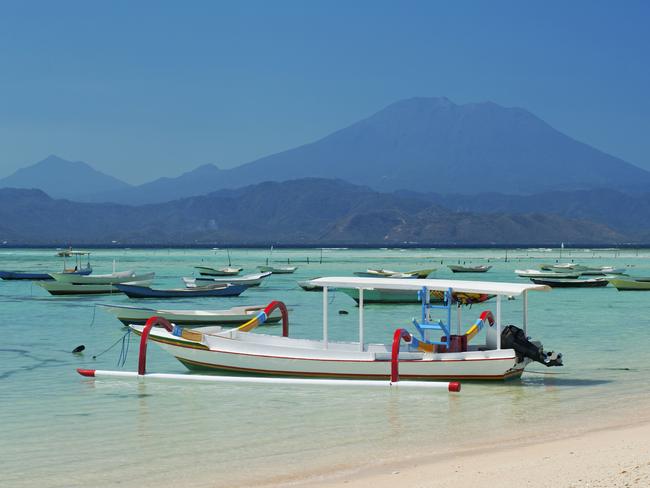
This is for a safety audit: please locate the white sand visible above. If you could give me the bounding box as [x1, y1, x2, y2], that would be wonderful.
[274, 419, 650, 488]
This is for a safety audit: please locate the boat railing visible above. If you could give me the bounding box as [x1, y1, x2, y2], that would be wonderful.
[412, 286, 453, 349]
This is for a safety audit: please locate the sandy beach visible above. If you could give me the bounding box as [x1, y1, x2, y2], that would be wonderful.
[279, 417, 650, 488]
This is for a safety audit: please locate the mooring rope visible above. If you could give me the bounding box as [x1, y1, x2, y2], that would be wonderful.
[117, 328, 131, 367]
[88, 304, 97, 327]
[92, 329, 131, 366]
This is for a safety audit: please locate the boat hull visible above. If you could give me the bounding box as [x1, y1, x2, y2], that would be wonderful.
[37, 279, 153, 295]
[529, 278, 609, 288]
[102, 304, 283, 327]
[609, 279, 650, 291]
[448, 266, 491, 273]
[115, 283, 248, 299]
[0, 269, 92, 280]
[188, 272, 271, 287]
[195, 266, 242, 276]
[50, 271, 155, 284]
[257, 266, 297, 274]
[135, 328, 527, 381]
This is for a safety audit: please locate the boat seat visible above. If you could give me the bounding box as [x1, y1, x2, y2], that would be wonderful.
[373, 351, 424, 361]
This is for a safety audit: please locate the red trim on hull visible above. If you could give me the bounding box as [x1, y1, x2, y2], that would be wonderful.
[176, 357, 524, 381]
[77, 368, 96, 377]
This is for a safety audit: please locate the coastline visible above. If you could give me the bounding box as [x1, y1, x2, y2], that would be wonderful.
[266, 402, 650, 488]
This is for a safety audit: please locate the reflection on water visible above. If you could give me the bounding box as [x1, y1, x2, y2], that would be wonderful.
[1, 247, 650, 487]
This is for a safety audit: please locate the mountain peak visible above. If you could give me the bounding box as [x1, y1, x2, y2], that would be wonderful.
[0, 155, 131, 199]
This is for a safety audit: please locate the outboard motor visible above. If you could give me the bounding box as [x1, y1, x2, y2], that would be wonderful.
[501, 325, 563, 367]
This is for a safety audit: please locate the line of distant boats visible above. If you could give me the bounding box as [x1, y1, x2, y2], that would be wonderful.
[515, 262, 650, 290]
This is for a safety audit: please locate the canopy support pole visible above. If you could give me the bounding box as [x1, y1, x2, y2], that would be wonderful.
[496, 295, 502, 350]
[358, 288, 364, 352]
[323, 286, 329, 349]
[523, 291, 528, 336]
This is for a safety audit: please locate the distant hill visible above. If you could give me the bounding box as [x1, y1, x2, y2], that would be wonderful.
[0, 179, 630, 245]
[69, 97, 650, 204]
[398, 189, 650, 236]
[0, 155, 132, 200]
[102, 163, 222, 203]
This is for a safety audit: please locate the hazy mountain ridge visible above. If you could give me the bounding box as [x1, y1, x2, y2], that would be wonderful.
[4, 97, 649, 204]
[0, 179, 631, 245]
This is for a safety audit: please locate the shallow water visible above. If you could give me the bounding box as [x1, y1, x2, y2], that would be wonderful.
[1, 247, 649, 487]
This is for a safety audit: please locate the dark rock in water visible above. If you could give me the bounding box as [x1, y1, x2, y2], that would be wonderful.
[72, 345, 85, 353]
[338, 310, 349, 315]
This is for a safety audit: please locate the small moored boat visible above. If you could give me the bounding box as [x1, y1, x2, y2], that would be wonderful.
[37, 279, 154, 295]
[0, 250, 93, 280]
[50, 270, 155, 285]
[448, 265, 492, 273]
[257, 265, 298, 274]
[529, 277, 609, 288]
[515, 269, 581, 279]
[608, 278, 650, 291]
[194, 266, 243, 276]
[115, 283, 248, 299]
[184, 272, 272, 287]
[99, 303, 283, 327]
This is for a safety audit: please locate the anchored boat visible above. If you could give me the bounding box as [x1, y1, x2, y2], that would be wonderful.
[194, 266, 243, 276]
[126, 277, 563, 381]
[0, 250, 93, 280]
[100, 303, 284, 327]
[184, 272, 272, 287]
[609, 278, 650, 291]
[257, 265, 298, 274]
[529, 277, 609, 288]
[115, 282, 248, 299]
[448, 265, 492, 273]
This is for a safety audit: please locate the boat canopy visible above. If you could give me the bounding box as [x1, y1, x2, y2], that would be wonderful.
[309, 277, 549, 297]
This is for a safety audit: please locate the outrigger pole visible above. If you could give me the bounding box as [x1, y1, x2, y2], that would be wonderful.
[77, 313, 460, 392]
[76, 369, 459, 390]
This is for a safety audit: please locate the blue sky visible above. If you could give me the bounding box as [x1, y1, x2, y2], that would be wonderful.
[1, 0, 649, 183]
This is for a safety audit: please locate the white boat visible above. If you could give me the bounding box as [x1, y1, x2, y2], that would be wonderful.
[579, 266, 626, 276]
[50, 270, 155, 285]
[353, 268, 435, 279]
[100, 304, 284, 327]
[184, 272, 272, 287]
[194, 266, 243, 276]
[448, 265, 492, 273]
[257, 265, 298, 274]
[37, 279, 154, 296]
[540, 263, 587, 272]
[130, 277, 563, 381]
[515, 269, 581, 279]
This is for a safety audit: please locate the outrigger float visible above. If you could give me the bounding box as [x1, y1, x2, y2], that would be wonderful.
[78, 277, 563, 389]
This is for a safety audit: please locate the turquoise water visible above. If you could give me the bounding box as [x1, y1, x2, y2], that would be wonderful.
[2, 248, 650, 487]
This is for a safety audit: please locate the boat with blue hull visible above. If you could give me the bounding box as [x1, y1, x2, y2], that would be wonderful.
[115, 283, 248, 299]
[0, 250, 93, 280]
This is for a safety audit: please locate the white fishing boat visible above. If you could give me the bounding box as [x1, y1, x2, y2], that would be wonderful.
[50, 270, 155, 285]
[100, 304, 284, 327]
[37, 279, 154, 296]
[515, 269, 581, 279]
[194, 266, 243, 276]
[128, 277, 563, 381]
[184, 272, 272, 287]
[353, 268, 435, 279]
[448, 265, 492, 273]
[257, 265, 298, 274]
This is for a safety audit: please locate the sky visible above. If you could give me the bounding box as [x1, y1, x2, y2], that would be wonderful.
[1, 0, 649, 184]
